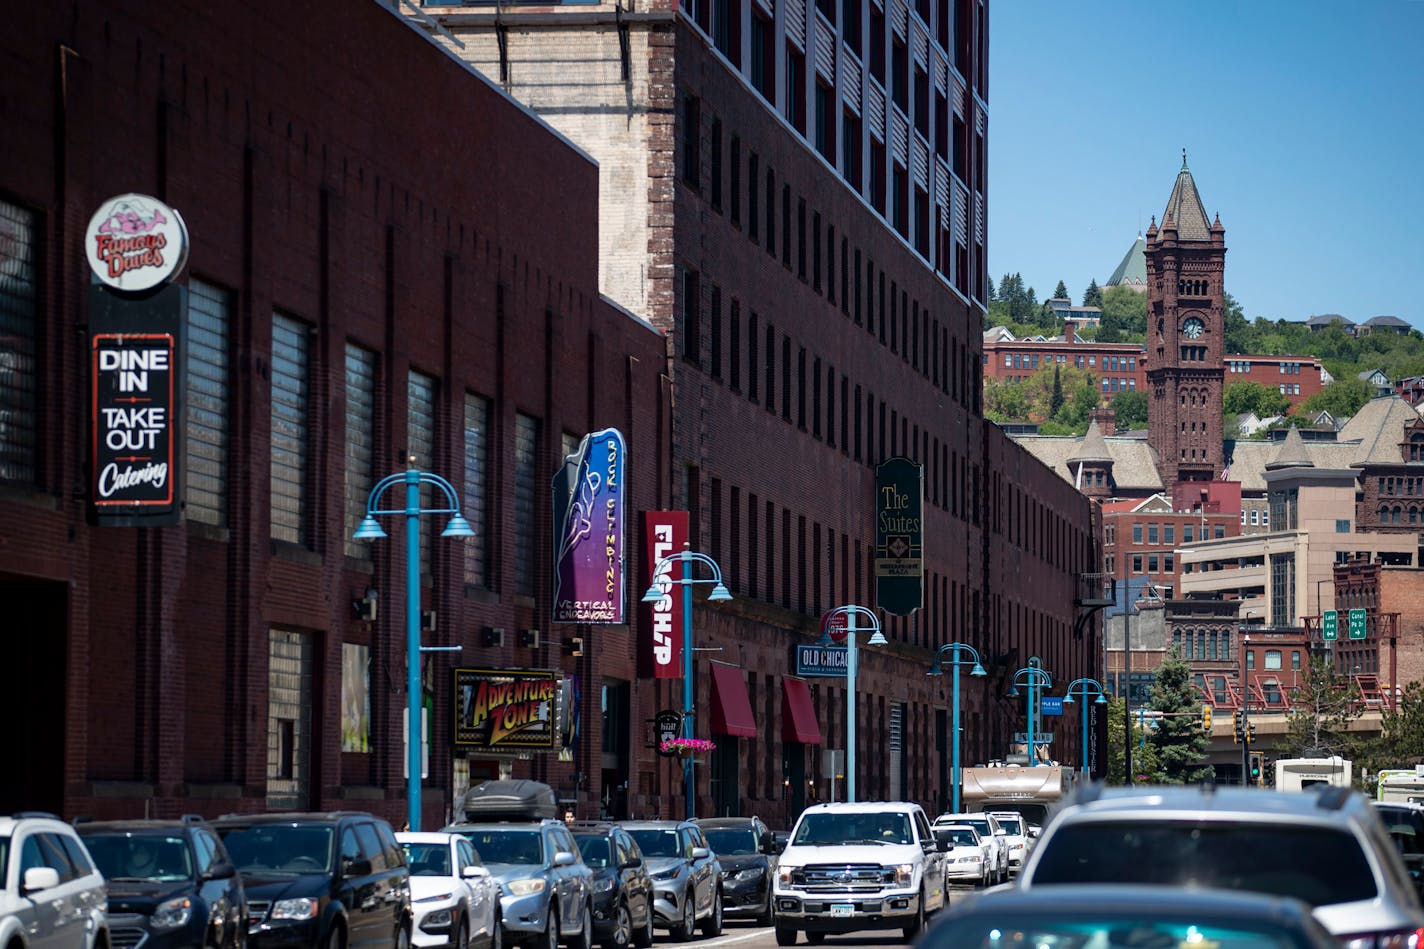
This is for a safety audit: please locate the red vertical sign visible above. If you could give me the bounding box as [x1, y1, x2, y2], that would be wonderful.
[644, 512, 688, 679]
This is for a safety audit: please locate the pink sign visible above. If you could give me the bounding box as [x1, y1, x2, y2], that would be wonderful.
[644, 512, 688, 679]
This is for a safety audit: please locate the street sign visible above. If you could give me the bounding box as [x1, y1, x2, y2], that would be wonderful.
[1322, 610, 1338, 641]
[653, 710, 683, 754]
[1013, 732, 1054, 745]
[821, 610, 850, 644]
[1349, 608, 1367, 640]
[1039, 696, 1064, 716]
[795, 644, 848, 677]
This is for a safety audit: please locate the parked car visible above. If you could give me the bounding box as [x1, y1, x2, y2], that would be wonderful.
[0, 812, 109, 949]
[77, 815, 246, 949]
[1371, 801, 1424, 899]
[772, 801, 949, 945]
[931, 823, 989, 888]
[441, 820, 592, 949]
[920, 884, 1340, 949]
[1019, 784, 1424, 946]
[567, 822, 653, 949]
[213, 811, 412, 949]
[933, 813, 1008, 884]
[397, 832, 501, 949]
[619, 820, 722, 940]
[694, 816, 778, 924]
[985, 811, 1030, 872]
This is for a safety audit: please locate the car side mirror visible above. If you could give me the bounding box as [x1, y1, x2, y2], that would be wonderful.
[462, 865, 488, 879]
[619, 856, 643, 870]
[204, 861, 237, 881]
[342, 856, 373, 877]
[760, 832, 778, 855]
[1028, 827, 1040, 838]
[23, 867, 60, 894]
[994, 829, 1007, 837]
[553, 851, 578, 867]
[690, 847, 711, 860]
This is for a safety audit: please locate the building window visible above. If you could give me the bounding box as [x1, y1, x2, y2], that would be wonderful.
[344, 344, 378, 560]
[1269, 552, 1294, 627]
[270, 313, 312, 547]
[1246, 650, 1255, 671]
[187, 279, 232, 526]
[681, 94, 700, 188]
[463, 393, 491, 589]
[682, 267, 701, 365]
[408, 370, 439, 570]
[1184, 524, 1194, 542]
[1132, 523, 1143, 544]
[1264, 649, 1283, 671]
[751, 12, 773, 98]
[1336, 518, 1351, 533]
[1131, 554, 1143, 574]
[1148, 524, 1159, 544]
[710, 118, 724, 210]
[513, 413, 540, 597]
[0, 199, 38, 484]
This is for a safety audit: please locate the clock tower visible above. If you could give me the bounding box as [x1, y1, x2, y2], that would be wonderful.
[1146, 153, 1226, 484]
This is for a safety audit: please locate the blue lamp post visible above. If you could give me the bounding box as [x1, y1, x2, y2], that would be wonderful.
[926, 643, 986, 814]
[1007, 658, 1053, 766]
[1061, 677, 1109, 776]
[354, 465, 475, 832]
[641, 547, 732, 820]
[818, 605, 886, 803]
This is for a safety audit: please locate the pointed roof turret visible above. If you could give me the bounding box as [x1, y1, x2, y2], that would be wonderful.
[1107, 234, 1147, 289]
[1265, 425, 1314, 470]
[1069, 419, 1114, 467]
[1162, 150, 1212, 241]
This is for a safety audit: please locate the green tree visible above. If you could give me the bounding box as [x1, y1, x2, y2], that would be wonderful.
[1223, 292, 1251, 354]
[1279, 657, 1362, 759]
[983, 378, 1032, 423]
[1110, 389, 1148, 430]
[1049, 365, 1065, 418]
[1223, 380, 1291, 420]
[1147, 648, 1214, 784]
[1377, 681, 1424, 764]
[1300, 378, 1371, 418]
[1052, 280, 1069, 302]
[1100, 285, 1148, 340]
[1082, 279, 1103, 309]
[1106, 696, 1161, 785]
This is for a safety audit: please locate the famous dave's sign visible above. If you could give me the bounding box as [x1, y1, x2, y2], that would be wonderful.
[453, 668, 560, 751]
[875, 457, 924, 615]
[85, 194, 190, 293]
[552, 428, 626, 623]
[644, 511, 688, 679]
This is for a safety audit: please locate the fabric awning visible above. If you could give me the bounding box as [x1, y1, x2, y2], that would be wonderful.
[781, 676, 823, 745]
[710, 662, 758, 737]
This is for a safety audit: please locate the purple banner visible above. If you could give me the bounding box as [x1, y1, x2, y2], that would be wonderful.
[552, 428, 626, 623]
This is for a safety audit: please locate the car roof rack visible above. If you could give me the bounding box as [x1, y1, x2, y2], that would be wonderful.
[12, 811, 63, 821]
[181, 813, 208, 825]
[1314, 786, 1353, 812]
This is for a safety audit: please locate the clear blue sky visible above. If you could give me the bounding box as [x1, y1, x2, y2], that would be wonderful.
[989, 0, 1424, 328]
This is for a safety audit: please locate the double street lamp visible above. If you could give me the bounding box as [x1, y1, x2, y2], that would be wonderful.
[354, 466, 475, 832]
[1061, 677, 1108, 776]
[641, 547, 732, 820]
[927, 643, 986, 814]
[818, 604, 886, 803]
[1007, 658, 1053, 767]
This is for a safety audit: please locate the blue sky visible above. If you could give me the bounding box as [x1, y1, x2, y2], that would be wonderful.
[988, 1, 1424, 328]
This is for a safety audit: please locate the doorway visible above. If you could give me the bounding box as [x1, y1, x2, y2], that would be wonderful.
[0, 577, 67, 814]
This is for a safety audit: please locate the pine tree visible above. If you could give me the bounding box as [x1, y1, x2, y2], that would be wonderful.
[1053, 280, 1069, 302]
[1083, 279, 1102, 309]
[1147, 647, 1214, 784]
[1049, 365, 1065, 419]
[1281, 657, 1361, 759]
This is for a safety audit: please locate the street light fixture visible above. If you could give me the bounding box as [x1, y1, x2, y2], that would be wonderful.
[1061, 677, 1109, 776]
[926, 642, 986, 813]
[354, 465, 475, 832]
[641, 546, 732, 820]
[1007, 658, 1053, 767]
[818, 604, 886, 803]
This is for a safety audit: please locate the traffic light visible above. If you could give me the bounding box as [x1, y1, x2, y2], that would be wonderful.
[563, 635, 585, 658]
[1201, 705, 1212, 731]
[1231, 709, 1243, 744]
[1246, 722, 1257, 745]
[1249, 752, 1265, 786]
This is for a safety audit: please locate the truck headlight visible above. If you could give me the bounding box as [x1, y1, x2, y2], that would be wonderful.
[893, 864, 914, 887]
[777, 865, 799, 886]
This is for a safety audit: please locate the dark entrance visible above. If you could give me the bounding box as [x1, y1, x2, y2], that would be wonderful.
[709, 738, 740, 816]
[0, 577, 68, 814]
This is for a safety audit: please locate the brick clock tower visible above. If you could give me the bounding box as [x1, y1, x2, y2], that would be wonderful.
[1146, 154, 1226, 484]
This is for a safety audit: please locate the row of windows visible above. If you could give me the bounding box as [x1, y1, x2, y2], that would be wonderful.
[1130, 553, 1175, 575]
[1102, 378, 1136, 393]
[1278, 383, 1302, 395]
[1244, 648, 1303, 672]
[1172, 629, 1233, 661]
[1378, 476, 1424, 496]
[1107, 520, 1221, 547]
[1378, 506, 1424, 525]
[1239, 508, 1273, 526]
[1179, 345, 1208, 362]
[999, 352, 1137, 372]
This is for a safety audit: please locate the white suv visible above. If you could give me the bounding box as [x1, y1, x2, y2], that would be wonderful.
[1, 813, 110, 949]
[934, 813, 1008, 884]
[771, 802, 948, 945]
[986, 811, 1030, 872]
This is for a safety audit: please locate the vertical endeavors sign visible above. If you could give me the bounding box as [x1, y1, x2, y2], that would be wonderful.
[643, 511, 687, 678]
[552, 428, 626, 623]
[875, 457, 923, 615]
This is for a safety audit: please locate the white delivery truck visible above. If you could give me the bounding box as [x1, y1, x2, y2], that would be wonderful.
[1377, 766, 1424, 804]
[1273, 756, 1352, 791]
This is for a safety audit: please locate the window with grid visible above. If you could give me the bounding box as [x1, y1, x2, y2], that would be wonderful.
[0, 199, 38, 484]
[514, 413, 540, 596]
[462, 393, 492, 589]
[186, 279, 231, 525]
[270, 313, 312, 546]
[344, 344, 378, 560]
[408, 370, 439, 572]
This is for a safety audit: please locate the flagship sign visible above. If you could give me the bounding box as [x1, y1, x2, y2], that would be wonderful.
[552, 428, 626, 623]
[875, 457, 924, 615]
[644, 511, 688, 679]
[452, 668, 559, 751]
[85, 193, 190, 292]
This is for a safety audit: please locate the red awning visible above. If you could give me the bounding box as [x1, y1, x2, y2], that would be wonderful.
[710, 662, 758, 737]
[781, 676, 823, 745]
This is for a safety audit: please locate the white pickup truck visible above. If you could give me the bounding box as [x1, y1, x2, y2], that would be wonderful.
[770, 802, 949, 946]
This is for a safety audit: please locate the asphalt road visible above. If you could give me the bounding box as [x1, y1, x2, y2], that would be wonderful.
[676, 888, 978, 949]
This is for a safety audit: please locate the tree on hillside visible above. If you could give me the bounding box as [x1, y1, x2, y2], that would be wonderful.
[1278, 657, 1361, 760]
[1052, 280, 1069, 301]
[1100, 285, 1147, 342]
[983, 378, 1032, 423]
[1110, 389, 1148, 430]
[1300, 378, 1371, 418]
[1147, 647, 1214, 784]
[1223, 293, 1251, 354]
[1224, 380, 1291, 420]
[1049, 365, 1065, 418]
[1082, 279, 1103, 309]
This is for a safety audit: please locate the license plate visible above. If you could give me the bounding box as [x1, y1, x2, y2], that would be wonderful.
[829, 904, 854, 918]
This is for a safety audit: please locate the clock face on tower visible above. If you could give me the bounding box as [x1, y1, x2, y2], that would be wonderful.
[1182, 317, 1205, 339]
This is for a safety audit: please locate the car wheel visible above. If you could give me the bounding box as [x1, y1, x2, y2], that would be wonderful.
[454, 918, 470, 949]
[566, 902, 593, 949]
[631, 897, 654, 949]
[774, 927, 798, 946]
[488, 912, 504, 949]
[699, 890, 722, 938]
[604, 902, 632, 949]
[541, 905, 561, 949]
[326, 925, 346, 949]
[901, 890, 926, 942]
[672, 893, 696, 942]
[395, 921, 411, 949]
[804, 933, 826, 945]
[755, 890, 773, 927]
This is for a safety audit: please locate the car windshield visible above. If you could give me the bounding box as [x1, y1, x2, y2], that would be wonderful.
[574, 836, 612, 869]
[81, 834, 193, 883]
[703, 829, 758, 855]
[402, 842, 452, 877]
[453, 830, 543, 865]
[793, 812, 912, 846]
[218, 825, 334, 874]
[995, 817, 1024, 835]
[943, 829, 979, 847]
[1031, 821, 1376, 904]
[628, 829, 683, 858]
[1376, 810, 1424, 856]
[925, 914, 1309, 949]
[984, 803, 1050, 824]
[0, 838, 8, 883]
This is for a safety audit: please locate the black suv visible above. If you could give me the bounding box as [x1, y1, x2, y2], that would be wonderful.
[693, 817, 778, 925]
[213, 812, 412, 949]
[77, 815, 246, 949]
[568, 822, 654, 949]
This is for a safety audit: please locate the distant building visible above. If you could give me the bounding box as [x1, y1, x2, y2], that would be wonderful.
[1359, 368, 1393, 398]
[1045, 297, 1102, 329]
[1306, 313, 1356, 334]
[1359, 315, 1412, 337]
[982, 322, 1145, 393]
[1106, 234, 1148, 293]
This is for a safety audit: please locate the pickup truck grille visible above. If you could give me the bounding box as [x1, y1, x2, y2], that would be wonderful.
[792, 863, 895, 892]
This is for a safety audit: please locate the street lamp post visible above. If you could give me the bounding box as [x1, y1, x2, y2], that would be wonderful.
[1008, 658, 1053, 766]
[1062, 677, 1109, 776]
[927, 643, 986, 813]
[641, 547, 732, 820]
[820, 605, 886, 803]
[354, 466, 475, 832]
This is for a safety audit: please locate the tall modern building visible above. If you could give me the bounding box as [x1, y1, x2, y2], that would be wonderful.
[413, 0, 1103, 819]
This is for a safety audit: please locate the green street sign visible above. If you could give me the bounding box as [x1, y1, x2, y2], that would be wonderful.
[1322, 610, 1338, 641]
[1349, 608, 1367, 640]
